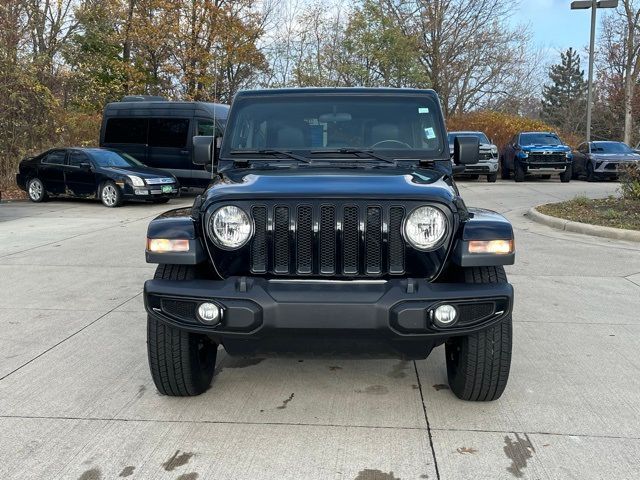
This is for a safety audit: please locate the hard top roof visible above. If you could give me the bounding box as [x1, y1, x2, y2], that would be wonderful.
[234, 87, 439, 98]
[104, 100, 229, 118]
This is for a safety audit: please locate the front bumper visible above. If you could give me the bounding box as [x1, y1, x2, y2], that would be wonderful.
[121, 183, 180, 199]
[521, 159, 571, 174]
[144, 277, 513, 356]
[593, 161, 635, 175]
[458, 160, 498, 175]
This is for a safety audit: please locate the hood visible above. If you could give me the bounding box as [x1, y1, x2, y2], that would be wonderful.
[591, 152, 640, 162]
[521, 144, 570, 153]
[203, 168, 457, 207]
[101, 165, 174, 179]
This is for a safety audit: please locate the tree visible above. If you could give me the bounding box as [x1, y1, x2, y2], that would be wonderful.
[541, 48, 588, 137]
[381, 0, 533, 116]
[337, 0, 427, 87]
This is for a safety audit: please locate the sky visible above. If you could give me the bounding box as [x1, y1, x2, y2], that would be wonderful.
[510, 0, 611, 67]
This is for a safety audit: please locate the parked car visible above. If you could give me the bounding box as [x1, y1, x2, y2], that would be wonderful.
[500, 131, 573, 182]
[143, 87, 516, 402]
[16, 147, 180, 207]
[572, 141, 640, 181]
[100, 96, 229, 188]
[448, 131, 498, 182]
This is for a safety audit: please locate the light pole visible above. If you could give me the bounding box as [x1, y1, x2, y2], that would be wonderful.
[571, 0, 619, 142]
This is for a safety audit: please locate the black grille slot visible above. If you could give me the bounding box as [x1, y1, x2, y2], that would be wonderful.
[365, 207, 382, 274]
[343, 206, 359, 275]
[274, 206, 290, 273]
[297, 206, 313, 274]
[320, 206, 336, 274]
[457, 303, 495, 325]
[161, 299, 197, 321]
[251, 206, 267, 273]
[388, 207, 405, 274]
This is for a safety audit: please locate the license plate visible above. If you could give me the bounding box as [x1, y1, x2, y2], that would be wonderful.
[161, 185, 173, 193]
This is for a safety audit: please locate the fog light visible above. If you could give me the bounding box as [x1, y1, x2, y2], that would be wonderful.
[197, 302, 220, 325]
[433, 304, 458, 327]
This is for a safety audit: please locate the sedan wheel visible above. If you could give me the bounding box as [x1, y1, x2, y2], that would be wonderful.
[27, 178, 47, 203]
[101, 182, 122, 207]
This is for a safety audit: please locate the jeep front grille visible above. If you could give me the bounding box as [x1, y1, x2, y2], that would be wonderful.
[249, 202, 407, 277]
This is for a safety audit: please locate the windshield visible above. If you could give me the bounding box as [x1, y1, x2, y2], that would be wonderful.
[90, 150, 144, 168]
[591, 142, 633, 154]
[225, 95, 444, 159]
[520, 133, 562, 146]
[448, 132, 490, 144]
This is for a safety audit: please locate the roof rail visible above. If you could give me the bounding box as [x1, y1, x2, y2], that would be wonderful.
[121, 95, 167, 102]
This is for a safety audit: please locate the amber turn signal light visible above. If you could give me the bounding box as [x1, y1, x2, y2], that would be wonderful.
[147, 238, 190, 253]
[468, 239, 513, 254]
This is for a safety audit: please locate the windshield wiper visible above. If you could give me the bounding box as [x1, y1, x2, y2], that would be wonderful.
[229, 149, 310, 163]
[310, 148, 396, 164]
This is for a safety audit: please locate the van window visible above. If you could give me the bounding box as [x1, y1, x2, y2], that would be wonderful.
[105, 118, 148, 144]
[149, 118, 189, 148]
[197, 119, 214, 136]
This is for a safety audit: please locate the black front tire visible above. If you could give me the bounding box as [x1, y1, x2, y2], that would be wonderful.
[487, 173, 498, 183]
[514, 161, 525, 182]
[147, 264, 218, 396]
[560, 165, 572, 183]
[445, 266, 512, 401]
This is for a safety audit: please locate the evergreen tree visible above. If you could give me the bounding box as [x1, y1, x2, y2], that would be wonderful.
[541, 48, 588, 136]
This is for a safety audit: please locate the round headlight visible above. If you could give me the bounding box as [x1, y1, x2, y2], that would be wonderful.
[209, 206, 252, 249]
[403, 206, 447, 250]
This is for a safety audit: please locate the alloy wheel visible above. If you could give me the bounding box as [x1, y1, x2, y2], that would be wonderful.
[102, 185, 118, 206]
[28, 179, 43, 201]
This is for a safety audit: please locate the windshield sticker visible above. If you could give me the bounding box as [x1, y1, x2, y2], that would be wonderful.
[418, 107, 430, 114]
[424, 127, 436, 139]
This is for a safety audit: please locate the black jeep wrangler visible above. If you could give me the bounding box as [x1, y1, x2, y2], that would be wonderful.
[144, 88, 515, 401]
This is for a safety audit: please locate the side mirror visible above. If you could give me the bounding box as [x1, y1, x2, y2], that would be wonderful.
[454, 136, 479, 165]
[193, 136, 213, 166]
[193, 135, 221, 171]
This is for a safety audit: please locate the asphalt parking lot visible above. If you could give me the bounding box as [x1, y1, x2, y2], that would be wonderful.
[1, 179, 639, 480]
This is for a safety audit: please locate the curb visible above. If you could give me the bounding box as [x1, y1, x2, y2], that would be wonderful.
[526, 206, 640, 243]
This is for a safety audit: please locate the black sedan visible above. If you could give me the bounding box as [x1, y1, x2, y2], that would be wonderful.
[572, 141, 640, 181]
[16, 148, 180, 207]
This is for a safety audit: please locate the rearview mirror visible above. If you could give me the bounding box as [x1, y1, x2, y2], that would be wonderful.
[454, 136, 479, 165]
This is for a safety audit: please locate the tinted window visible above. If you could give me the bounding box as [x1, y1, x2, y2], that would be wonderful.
[448, 132, 490, 144]
[226, 96, 444, 157]
[149, 118, 189, 148]
[197, 119, 214, 136]
[68, 151, 90, 166]
[591, 142, 633, 154]
[520, 133, 562, 146]
[90, 150, 144, 167]
[42, 150, 66, 165]
[104, 118, 148, 144]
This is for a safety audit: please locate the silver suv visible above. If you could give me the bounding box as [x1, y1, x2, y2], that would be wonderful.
[449, 131, 499, 182]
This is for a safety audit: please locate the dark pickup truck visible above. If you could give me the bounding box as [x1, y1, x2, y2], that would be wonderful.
[143, 88, 516, 401]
